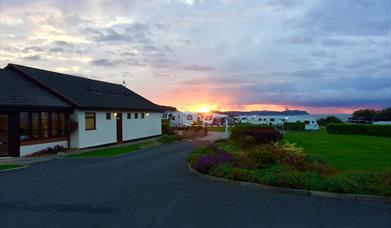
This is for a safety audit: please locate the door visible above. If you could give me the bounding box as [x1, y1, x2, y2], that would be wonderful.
[0, 114, 9, 156]
[116, 113, 123, 143]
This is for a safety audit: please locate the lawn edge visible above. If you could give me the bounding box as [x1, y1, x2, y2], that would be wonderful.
[187, 162, 391, 204]
[0, 165, 28, 173]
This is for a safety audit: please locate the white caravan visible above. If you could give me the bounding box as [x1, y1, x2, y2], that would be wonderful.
[163, 112, 201, 127]
[285, 116, 320, 130]
[203, 113, 229, 126]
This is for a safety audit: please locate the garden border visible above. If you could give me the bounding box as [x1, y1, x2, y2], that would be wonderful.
[187, 162, 391, 204]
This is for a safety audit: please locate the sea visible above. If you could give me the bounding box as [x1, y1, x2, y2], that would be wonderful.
[309, 114, 352, 122]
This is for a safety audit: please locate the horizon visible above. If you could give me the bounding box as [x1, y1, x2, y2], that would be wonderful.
[1, 0, 390, 114]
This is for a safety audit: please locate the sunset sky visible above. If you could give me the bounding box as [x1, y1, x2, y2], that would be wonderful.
[1, 0, 390, 114]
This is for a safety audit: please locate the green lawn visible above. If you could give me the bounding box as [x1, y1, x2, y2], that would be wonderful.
[67, 141, 156, 158]
[284, 128, 391, 171]
[0, 164, 25, 171]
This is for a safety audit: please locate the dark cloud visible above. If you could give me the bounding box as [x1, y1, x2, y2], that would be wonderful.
[90, 58, 116, 66]
[183, 64, 214, 71]
[22, 55, 41, 61]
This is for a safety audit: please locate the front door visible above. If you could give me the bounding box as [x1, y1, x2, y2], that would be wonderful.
[0, 114, 9, 156]
[116, 113, 123, 143]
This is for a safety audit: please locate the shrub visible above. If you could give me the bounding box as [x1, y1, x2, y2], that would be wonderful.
[283, 122, 305, 131]
[215, 151, 236, 166]
[324, 171, 380, 194]
[159, 134, 182, 144]
[317, 116, 343, 126]
[161, 119, 170, 134]
[302, 171, 325, 191]
[210, 164, 234, 179]
[231, 168, 261, 183]
[192, 155, 217, 174]
[187, 145, 215, 165]
[244, 128, 283, 144]
[327, 124, 391, 137]
[259, 166, 304, 188]
[230, 125, 282, 148]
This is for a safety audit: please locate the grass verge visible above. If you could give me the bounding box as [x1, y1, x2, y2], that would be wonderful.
[0, 164, 25, 171]
[67, 141, 156, 158]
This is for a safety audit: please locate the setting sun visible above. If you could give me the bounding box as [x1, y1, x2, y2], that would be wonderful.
[197, 107, 211, 113]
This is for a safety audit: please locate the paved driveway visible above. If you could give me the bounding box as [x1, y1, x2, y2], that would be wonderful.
[0, 138, 390, 228]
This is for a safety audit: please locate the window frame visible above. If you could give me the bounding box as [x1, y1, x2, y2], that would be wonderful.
[127, 113, 131, 119]
[134, 113, 139, 119]
[141, 112, 145, 119]
[20, 111, 68, 142]
[85, 112, 96, 130]
[106, 112, 111, 120]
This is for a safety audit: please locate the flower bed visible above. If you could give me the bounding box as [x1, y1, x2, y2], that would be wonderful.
[188, 126, 391, 197]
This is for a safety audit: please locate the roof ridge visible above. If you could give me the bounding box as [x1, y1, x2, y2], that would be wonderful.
[7, 63, 123, 87]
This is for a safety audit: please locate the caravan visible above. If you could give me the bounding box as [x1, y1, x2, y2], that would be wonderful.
[162, 111, 201, 127]
[285, 116, 320, 130]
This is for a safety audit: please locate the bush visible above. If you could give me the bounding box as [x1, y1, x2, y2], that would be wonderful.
[231, 168, 261, 183]
[210, 164, 234, 179]
[324, 171, 380, 194]
[192, 155, 216, 174]
[161, 119, 170, 134]
[159, 134, 182, 144]
[327, 124, 391, 137]
[259, 166, 304, 188]
[187, 145, 215, 165]
[283, 122, 305, 131]
[317, 116, 343, 126]
[302, 171, 325, 191]
[230, 125, 282, 147]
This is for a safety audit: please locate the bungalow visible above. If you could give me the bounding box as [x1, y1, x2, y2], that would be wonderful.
[0, 64, 162, 157]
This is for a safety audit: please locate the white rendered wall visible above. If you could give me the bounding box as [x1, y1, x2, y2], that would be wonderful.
[71, 110, 116, 149]
[70, 110, 161, 149]
[122, 112, 162, 141]
[20, 140, 68, 156]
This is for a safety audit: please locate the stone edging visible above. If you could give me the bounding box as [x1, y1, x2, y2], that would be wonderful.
[187, 162, 391, 204]
[0, 165, 28, 173]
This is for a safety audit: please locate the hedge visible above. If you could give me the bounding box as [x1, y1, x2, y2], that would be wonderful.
[327, 124, 391, 137]
[283, 122, 305, 131]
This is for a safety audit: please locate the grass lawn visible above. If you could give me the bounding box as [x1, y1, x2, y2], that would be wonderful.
[0, 164, 25, 171]
[284, 128, 391, 171]
[67, 141, 156, 158]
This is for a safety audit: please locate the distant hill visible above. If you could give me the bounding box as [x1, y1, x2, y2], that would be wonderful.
[214, 110, 309, 116]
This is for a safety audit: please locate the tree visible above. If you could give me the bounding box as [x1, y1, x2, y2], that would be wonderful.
[380, 107, 391, 119]
[317, 116, 343, 126]
[352, 109, 379, 118]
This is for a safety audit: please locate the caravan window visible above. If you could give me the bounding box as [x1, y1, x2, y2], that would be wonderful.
[187, 115, 193, 120]
[270, 118, 275, 121]
[304, 120, 310, 124]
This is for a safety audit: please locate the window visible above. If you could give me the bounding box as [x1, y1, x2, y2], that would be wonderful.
[304, 120, 310, 124]
[106, 112, 111, 120]
[270, 118, 275, 122]
[59, 113, 65, 136]
[41, 112, 49, 138]
[32, 112, 39, 139]
[127, 113, 131, 119]
[20, 112, 29, 141]
[134, 113, 138, 119]
[141, 113, 145, 119]
[85, 112, 96, 130]
[51, 112, 59, 136]
[187, 115, 193, 120]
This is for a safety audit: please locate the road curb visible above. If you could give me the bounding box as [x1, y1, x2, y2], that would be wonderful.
[0, 165, 28, 173]
[187, 162, 391, 204]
